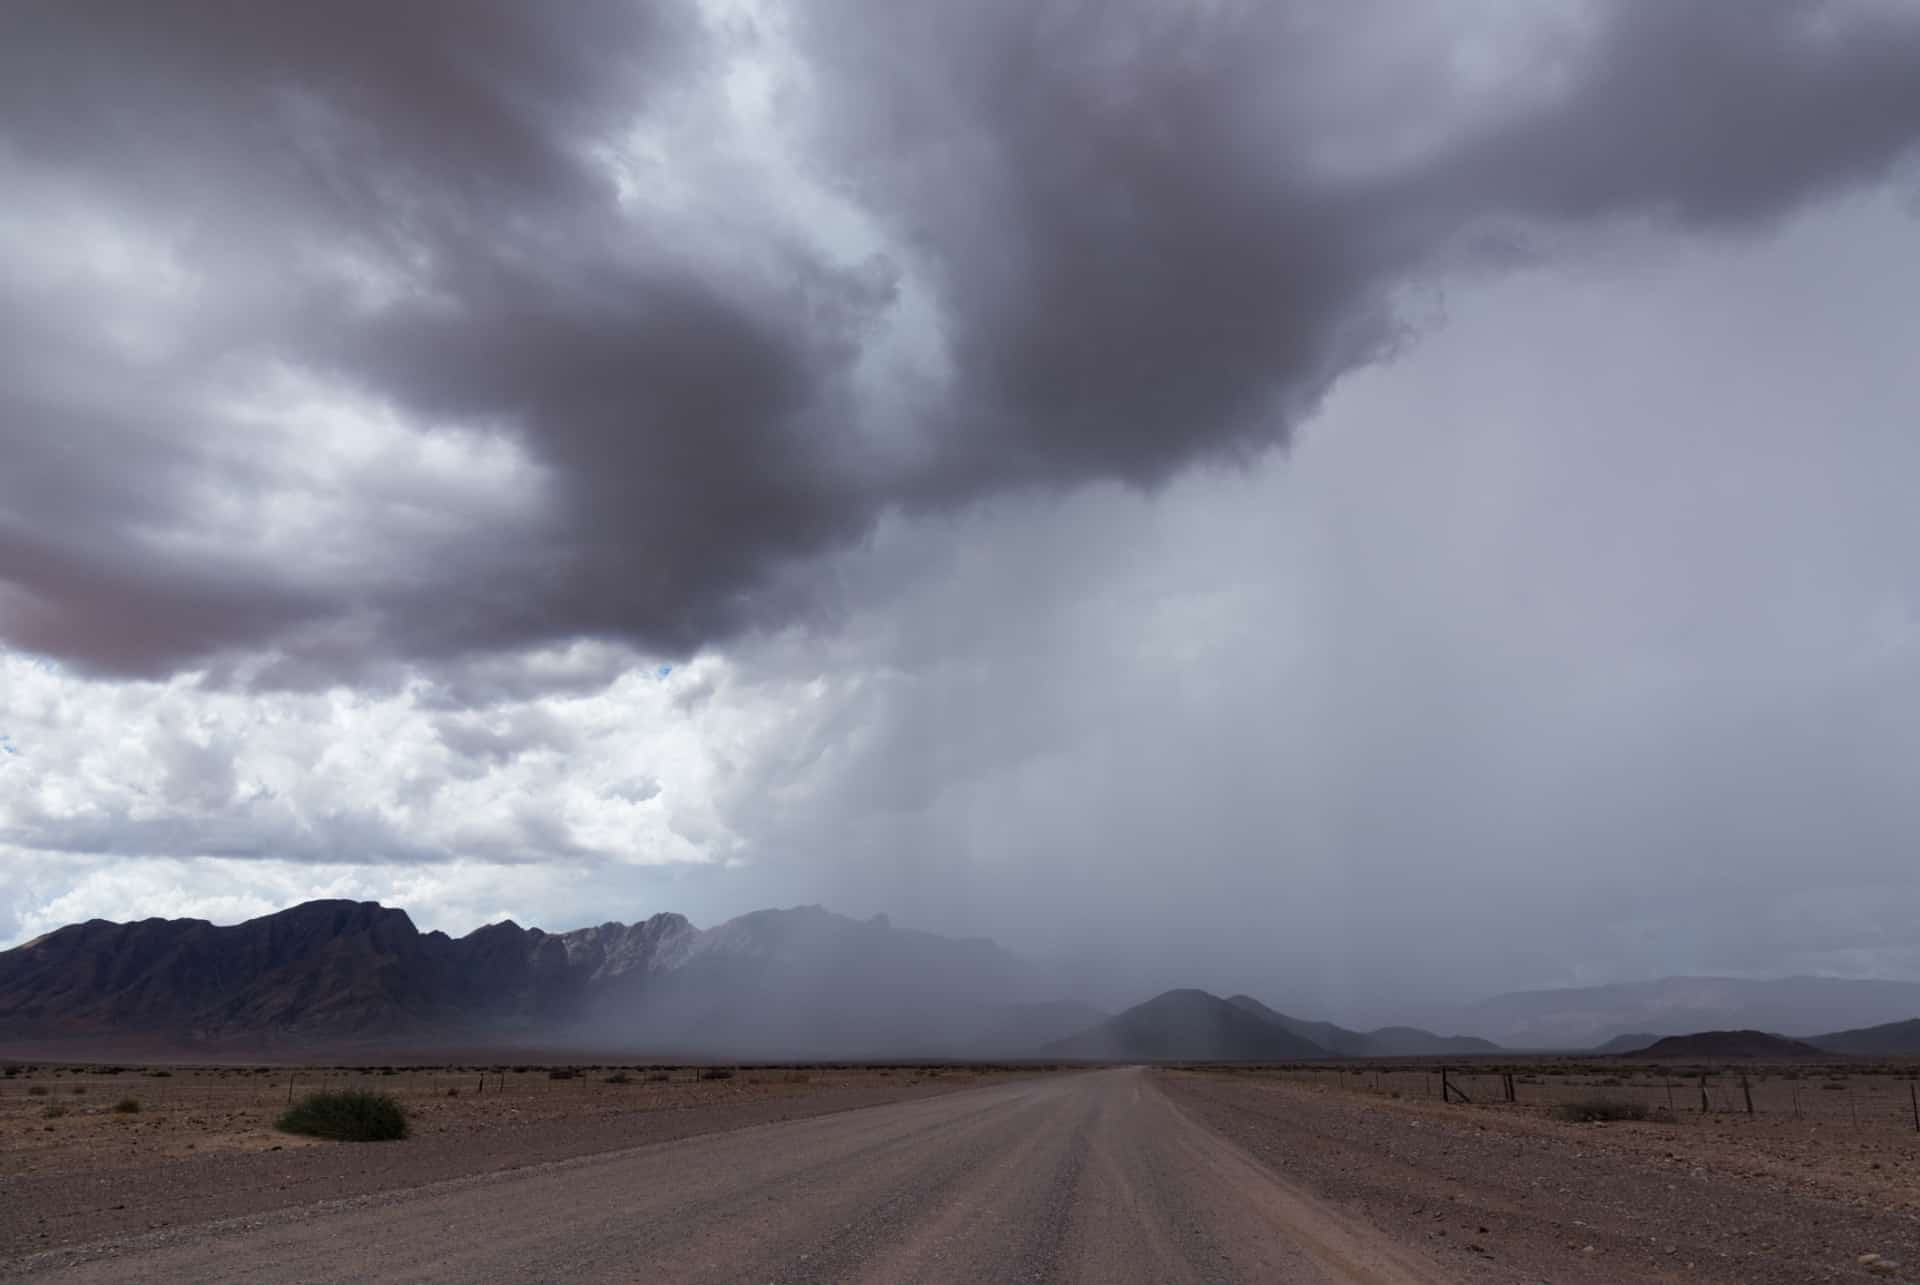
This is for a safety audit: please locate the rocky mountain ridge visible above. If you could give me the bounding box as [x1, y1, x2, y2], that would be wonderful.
[0, 900, 1036, 1056]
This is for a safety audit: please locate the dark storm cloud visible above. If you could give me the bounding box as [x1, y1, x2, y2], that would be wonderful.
[4, 0, 1919, 681]
[796, 0, 1920, 496]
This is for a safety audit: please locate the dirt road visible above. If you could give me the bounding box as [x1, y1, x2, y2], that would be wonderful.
[5, 1067, 1444, 1283]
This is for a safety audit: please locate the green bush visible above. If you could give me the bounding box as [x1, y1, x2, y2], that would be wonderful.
[1552, 1096, 1650, 1123]
[276, 1090, 409, 1142]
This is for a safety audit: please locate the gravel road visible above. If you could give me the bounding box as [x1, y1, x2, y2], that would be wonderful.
[3, 1067, 1445, 1283]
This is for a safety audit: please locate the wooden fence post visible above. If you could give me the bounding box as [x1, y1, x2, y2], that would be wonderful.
[1698, 1074, 1709, 1114]
[1910, 1079, 1918, 1133]
[1741, 1074, 1753, 1116]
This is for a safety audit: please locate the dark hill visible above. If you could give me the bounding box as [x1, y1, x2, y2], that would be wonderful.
[1047, 989, 1328, 1061]
[1632, 1029, 1826, 1059]
[1809, 1017, 1920, 1057]
[1226, 995, 1499, 1057]
[1590, 1032, 1660, 1055]
[1362, 1026, 1501, 1057]
[1226, 995, 1367, 1055]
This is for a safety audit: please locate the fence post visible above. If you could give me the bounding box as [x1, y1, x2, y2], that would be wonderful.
[1698, 1074, 1709, 1114]
[1911, 1080, 1918, 1134]
[1741, 1074, 1753, 1116]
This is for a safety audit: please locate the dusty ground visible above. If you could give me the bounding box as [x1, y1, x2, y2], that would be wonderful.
[7, 1059, 1920, 1281]
[1165, 1067, 1920, 1283]
[0, 1061, 1032, 1255]
[3, 1068, 1455, 1283]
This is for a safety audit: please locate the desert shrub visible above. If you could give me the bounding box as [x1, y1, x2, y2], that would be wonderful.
[699, 1067, 734, 1081]
[1552, 1097, 1650, 1123]
[43, 1104, 68, 1119]
[1594, 1077, 1624, 1087]
[2, 1066, 16, 1077]
[1821, 1081, 1847, 1091]
[147, 1069, 172, 1078]
[445, 1087, 460, 1098]
[113, 1098, 141, 1114]
[784, 1070, 812, 1084]
[70, 1086, 87, 1096]
[647, 1070, 672, 1082]
[27, 1085, 49, 1097]
[547, 1069, 576, 1081]
[604, 1071, 632, 1084]
[276, 1090, 409, 1142]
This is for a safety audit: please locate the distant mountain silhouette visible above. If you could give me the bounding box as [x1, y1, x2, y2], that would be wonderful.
[1046, 989, 1328, 1061]
[1448, 976, 1920, 1049]
[1589, 1032, 1660, 1055]
[0, 900, 1038, 1057]
[968, 1001, 1109, 1057]
[1808, 1017, 1920, 1057]
[1631, 1029, 1826, 1060]
[1225, 995, 1497, 1057]
[1225, 995, 1366, 1055]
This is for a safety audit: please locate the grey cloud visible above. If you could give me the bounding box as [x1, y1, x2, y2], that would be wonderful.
[609, 777, 663, 805]
[0, 796, 447, 866]
[432, 706, 581, 769]
[4, 1, 1920, 684]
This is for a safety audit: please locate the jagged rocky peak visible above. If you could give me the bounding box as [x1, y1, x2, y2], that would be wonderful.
[556, 913, 697, 980]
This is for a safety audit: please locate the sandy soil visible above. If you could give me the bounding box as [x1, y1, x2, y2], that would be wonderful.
[8, 1059, 1920, 1281]
[1163, 1067, 1920, 1283]
[0, 1061, 1027, 1255]
[4, 1068, 1449, 1283]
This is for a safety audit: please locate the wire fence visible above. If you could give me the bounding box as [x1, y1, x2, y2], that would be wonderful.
[1216, 1061, 1920, 1133]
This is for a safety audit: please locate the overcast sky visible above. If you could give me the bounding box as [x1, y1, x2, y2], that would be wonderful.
[4, 1, 1920, 1022]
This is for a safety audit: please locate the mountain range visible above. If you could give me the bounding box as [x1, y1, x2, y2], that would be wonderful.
[0, 900, 1052, 1058]
[0, 900, 1490, 1059]
[9, 901, 1920, 1059]
[1437, 975, 1920, 1049]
